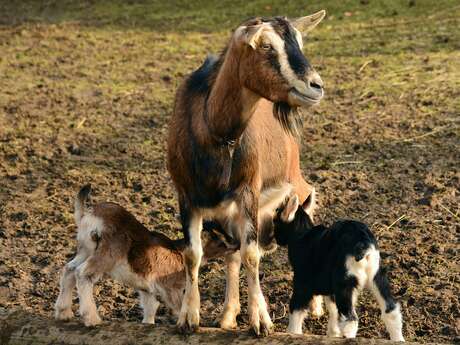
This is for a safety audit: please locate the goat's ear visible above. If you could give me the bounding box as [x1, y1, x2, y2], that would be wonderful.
[292, 10, 326, 34]
[302, 188, 317, 217]
[281, 194, 299, 223]
[235, 24, 265, 49]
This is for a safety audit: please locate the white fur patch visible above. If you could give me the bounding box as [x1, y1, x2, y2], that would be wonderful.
[382, 304, 405, 342]
[109, 261, 150, 291]
[325, 297, 341, 337]
[287, 309, 307, 334]
[345, 245, 380, 288]
[258, 183, 292, 218]
[294, 28, 304, 49]
[202, 200, 238, 223]
[339, 317, 358, 338]
[77, 214, 104, 252]
[263, 27, 309, 95]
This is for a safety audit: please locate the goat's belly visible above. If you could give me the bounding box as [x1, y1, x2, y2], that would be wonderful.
[109, 261, 151, 292]
[201, 182, 292, 236]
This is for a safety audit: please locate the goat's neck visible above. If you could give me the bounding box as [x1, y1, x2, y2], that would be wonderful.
[204, 45, 260, 144]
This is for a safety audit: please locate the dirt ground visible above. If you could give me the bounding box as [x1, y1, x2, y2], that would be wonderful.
[0, 1, 459, 344]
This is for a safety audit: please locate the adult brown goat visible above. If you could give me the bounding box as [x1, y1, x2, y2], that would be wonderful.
[167, 11, 326, 336]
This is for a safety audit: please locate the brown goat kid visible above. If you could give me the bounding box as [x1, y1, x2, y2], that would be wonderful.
[54, 185, 237, 327]
[167, 11, 326, 336]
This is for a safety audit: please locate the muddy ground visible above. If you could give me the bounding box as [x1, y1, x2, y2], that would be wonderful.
[0, 1, 459, 343]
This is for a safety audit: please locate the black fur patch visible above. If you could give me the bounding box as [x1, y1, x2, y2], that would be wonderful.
[186, 54, 221, 95]
[374, 267, 397, 313]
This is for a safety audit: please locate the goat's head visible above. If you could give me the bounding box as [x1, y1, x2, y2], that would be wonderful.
[273, 192, 316, 245]
[233, 11, 325, 111]
[202, 226, 239, 260]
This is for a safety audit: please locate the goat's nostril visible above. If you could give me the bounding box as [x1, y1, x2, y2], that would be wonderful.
[309, 81, 323, 90]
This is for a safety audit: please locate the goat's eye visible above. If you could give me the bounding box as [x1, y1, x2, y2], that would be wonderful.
[261, 43, 272, 51]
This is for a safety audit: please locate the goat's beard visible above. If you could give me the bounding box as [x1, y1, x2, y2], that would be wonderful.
[273, 102, 303, 138]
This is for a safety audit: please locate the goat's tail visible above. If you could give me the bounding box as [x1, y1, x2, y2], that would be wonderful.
[75, 184, 91, 227]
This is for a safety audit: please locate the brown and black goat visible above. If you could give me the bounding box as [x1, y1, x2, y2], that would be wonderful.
[54, 185, 237, 327]
[167, 11, 326, 336]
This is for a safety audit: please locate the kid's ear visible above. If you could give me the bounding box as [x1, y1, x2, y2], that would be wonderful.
[302, 188, 317, 217]
[281, 194, 299, 222]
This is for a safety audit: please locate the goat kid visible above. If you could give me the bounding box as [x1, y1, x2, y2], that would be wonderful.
[273, 194, 404, 341]
[55, 185, 237, 327]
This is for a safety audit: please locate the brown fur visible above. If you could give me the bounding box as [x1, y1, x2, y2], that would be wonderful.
[167, 16, 321, 334]
[55, 197, 236, 326]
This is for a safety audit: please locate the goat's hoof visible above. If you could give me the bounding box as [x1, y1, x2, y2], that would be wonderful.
[327, 330, 342, 338]
[260, 322, 274, 337]
[250, 324, 261, 337]
[177, 323, 199, 335]
[83, 314, 102, 327]
[177, 318, 199, 335]
[220, 315, 238, 330]
[250, 322, 272, 338]
[55, 308, 74, 321]
[220, 321, 238, 330]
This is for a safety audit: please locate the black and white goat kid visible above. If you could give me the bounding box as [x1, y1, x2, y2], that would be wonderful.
[273, 194, 404, 341]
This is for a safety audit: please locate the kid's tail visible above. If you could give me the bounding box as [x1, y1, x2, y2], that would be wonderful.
[75, 184, 91, 227]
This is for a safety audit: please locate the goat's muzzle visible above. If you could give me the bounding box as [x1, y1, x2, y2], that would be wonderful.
[288, 71, 324, 107]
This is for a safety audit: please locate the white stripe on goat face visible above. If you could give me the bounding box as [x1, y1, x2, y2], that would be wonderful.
[262, 26, 310, 95]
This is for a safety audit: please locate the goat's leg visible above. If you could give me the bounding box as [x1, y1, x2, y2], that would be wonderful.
[287, 285, 311, 334]
[55, 254, 87, 321]
[220, 250, 241, 329]
[241, 234, 272, 336]
[371, 268, 404, 341]
[177, 204, 203, 333]
[75, 259, 102, 327]
[335, 287, 359, 338]
[324, 296, 341, 337]
[139, 291, 160, 324]
[239, 187, 272, 337]
[309, 295, 324, 318]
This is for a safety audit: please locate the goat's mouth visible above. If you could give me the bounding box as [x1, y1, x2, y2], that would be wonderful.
[288, 88, 323, 107]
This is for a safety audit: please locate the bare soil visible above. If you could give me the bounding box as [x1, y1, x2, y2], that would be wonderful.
[0, 2, 459, 343]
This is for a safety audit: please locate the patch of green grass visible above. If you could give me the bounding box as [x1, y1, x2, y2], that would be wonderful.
[1, 0, 460, 32]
